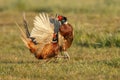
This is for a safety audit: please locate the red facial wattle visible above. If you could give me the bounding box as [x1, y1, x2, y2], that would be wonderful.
[58, 16, 63, 21]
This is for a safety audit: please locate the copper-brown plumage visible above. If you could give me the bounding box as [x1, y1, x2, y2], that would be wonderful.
[27, 34, 59, 59]
[36, 42, 59, 59]
[57, 15, 74, 59]
[59, 23, 73, 50]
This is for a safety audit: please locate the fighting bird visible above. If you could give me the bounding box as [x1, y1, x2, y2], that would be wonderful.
[17, 13, 60, 60]
[17, 13, 73, 61]
[57, 15, 74, 59]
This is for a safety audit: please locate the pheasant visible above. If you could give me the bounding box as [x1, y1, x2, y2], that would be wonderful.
[57, 15, 74, 59]
[17, 13, 60, 60]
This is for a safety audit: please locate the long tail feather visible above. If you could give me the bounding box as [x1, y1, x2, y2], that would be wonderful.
[16, 22, 30, 48]
[23, 13, 30, 38]
[21, 36, 30, 48]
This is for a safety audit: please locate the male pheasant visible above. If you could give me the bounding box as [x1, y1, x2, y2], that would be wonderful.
[57, 15, 74, 59]
[17, 13, 73, 60]
[18, 13, 60, 60]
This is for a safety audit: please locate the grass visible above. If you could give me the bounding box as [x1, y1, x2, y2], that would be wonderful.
[0, 0, 120, 80]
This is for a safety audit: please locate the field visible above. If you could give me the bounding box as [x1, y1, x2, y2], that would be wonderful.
[0, 0, 120, 80]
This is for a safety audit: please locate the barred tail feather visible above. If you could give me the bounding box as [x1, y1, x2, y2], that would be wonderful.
[23, 13, 30, 38]
[16, 22, 30, 48]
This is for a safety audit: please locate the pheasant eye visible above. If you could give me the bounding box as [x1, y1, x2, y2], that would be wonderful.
[58, 16, 63, 21]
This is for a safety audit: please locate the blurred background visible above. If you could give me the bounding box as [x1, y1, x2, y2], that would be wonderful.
[0, 0, 120, 13]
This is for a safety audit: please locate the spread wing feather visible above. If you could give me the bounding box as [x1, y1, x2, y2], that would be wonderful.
[30, 13, 54, 43]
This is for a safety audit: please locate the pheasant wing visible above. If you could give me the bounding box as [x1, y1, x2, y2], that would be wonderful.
[30, 13, 54, 44]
